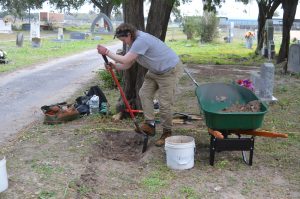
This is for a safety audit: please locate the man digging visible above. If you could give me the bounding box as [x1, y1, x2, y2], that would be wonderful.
[97, 23, 183, 146]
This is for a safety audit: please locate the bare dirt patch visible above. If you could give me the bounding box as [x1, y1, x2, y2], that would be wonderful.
[93, 131, 144, 162]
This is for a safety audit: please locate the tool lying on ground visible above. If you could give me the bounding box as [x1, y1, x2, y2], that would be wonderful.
[101, 55, 148, 153]
[172, 112, 202, 124]
[184, 68, 288, 166]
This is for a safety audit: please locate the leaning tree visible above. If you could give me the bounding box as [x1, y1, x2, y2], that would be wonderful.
[277, 0, 299, 71]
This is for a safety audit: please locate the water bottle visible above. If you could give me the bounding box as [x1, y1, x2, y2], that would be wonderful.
[89, 95, 99, 114]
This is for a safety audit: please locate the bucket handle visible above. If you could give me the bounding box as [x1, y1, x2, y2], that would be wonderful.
[177, 156, 193, 165]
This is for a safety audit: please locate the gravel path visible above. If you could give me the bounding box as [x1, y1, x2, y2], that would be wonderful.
[0, 43, 121, 145]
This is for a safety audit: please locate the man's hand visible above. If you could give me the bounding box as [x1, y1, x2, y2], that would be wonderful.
[97, 44, 109, 55]
[105, 62, 116, 70]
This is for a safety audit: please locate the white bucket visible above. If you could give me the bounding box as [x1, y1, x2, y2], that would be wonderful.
[165, 136, 195, 170]
[0, 157, 8, 192]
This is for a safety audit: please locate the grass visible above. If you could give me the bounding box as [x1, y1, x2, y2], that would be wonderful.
[167, 39, 265, 65]
[1, 27, 281, 74]
[0, 31, 115, 73]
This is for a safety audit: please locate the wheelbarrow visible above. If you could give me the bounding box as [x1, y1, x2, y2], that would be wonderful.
[184, 68, 288, 165]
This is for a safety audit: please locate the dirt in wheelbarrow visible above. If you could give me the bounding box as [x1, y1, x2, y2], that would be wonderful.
[222, 100, 261, 112]
[1, 64, 300, 199]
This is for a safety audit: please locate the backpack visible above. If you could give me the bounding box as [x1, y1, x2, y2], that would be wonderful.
[75, 85, 108, 115]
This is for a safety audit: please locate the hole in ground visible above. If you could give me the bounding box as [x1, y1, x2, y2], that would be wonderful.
[93, 131, 145, 162]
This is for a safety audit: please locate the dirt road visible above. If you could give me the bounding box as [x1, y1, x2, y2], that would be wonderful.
[0, 43, 121, 145]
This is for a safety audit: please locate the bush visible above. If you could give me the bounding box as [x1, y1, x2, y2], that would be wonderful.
[181, 12, 219, 42]
[197, 12, 219, 43]
[181, 16, 200, 40]
[98, 69, 122, 89]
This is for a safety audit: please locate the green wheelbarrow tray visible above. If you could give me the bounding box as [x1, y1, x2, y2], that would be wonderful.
[195, 82, 268, 130]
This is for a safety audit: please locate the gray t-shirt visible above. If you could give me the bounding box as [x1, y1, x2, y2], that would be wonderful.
[128, 31, 179, 74]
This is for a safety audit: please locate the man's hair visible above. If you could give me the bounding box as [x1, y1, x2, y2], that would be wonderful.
[114, 23, 137, 40]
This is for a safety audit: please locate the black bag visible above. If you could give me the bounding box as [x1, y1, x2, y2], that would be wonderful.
[75, 86, 108, 115]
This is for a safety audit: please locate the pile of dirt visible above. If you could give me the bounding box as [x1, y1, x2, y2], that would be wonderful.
[222, 100, 261, 112]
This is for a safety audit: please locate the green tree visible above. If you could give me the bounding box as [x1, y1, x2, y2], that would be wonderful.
[197, 11, 219, 42]
[182, 16, 199, 40]
[0, 0, 44, 18]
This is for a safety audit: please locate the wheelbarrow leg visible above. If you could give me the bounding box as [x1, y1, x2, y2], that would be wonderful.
[209, 135, 216, 166]
[242, 136, 254, 166]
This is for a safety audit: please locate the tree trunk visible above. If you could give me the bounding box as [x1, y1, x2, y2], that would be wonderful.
[116, 0, 176, 115]
[116, 0, 146, 113]
[255, 0, 281, 55]
[255, 2, 266, 55]
[146, 0, 175, 41]
[277, 0, 299, 71]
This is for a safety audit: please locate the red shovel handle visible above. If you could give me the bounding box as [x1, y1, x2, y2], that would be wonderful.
[101, 55, 148, 153]
[102, 55, 135, 120]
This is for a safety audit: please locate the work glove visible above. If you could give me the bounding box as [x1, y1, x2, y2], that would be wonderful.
[97, 44, 109, 55]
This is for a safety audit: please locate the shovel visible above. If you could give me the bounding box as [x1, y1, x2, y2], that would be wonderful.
[101, 55, 148, 153]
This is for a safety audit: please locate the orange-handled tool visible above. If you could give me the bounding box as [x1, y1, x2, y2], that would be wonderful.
[102, 55, 148, 153]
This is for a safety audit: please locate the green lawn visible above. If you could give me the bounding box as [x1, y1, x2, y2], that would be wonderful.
[167, 39, 265, 65]
[0, 32, 115, 73]
[0, 27, 281, 73]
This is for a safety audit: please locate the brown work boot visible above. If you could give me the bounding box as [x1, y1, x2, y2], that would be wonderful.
[135, 122, 156, 136]
[155, 128, 172, 147]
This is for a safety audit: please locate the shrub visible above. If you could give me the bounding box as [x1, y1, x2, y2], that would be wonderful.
[197, 12, 219, 43]
[181, 12, 219, 42]
[98, 69, 122, 89]
[181, 16, 200, 40]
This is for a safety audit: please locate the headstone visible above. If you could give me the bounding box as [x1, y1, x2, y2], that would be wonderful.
[16, 33, 24, 47]
[266, 19, 274, 41]
[259, 63, 275, 101]
[250, 71, 261, 95]
[93, 36, 102, 40]
[32, 38, 41, 48]
[245, 38, 253, 49]
[0, 20, 12, 33]
[287, 44, 300, 73]
[30, 22, 41, 48]
[57, 28, 64, 40]
[30, 22, 40, 40]
[263, 19, 275, 59]
[70, 32, 85, 40]
[268, 40, 275, 59]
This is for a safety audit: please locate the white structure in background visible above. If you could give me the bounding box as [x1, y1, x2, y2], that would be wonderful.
[30, 22, 41, 47]
[0, 20, 12, 33]
[30, 22, 40, 40]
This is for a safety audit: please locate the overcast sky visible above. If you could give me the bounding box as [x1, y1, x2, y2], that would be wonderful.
[180, 0, 299, 19]
[41, 0, 300, 20]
